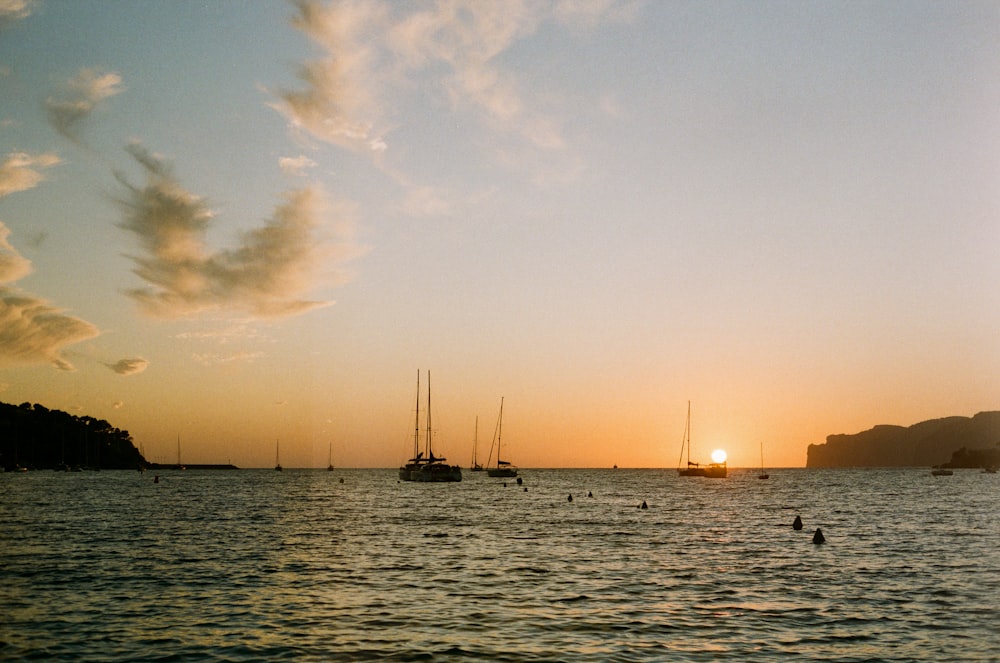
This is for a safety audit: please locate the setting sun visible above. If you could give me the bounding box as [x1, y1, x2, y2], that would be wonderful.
[711, 449, 728, 464]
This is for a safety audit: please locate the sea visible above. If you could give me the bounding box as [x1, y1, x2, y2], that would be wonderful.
[1, 468, 998, 662]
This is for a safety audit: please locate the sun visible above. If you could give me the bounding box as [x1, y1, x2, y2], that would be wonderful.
[711, 449, 727, 464]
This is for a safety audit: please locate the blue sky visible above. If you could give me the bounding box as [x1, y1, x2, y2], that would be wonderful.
[1, 0, 997, 468]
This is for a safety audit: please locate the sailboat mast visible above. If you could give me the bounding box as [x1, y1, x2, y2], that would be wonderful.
[413, 370, 420, 459]
[686, 401, 691, 466]
[497, 396, 504, 467]
[426, 370, 432, 459]
[471, 415, 478, 467]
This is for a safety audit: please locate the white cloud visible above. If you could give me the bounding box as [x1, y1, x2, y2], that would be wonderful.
[279, 155, 318, 176]
[117, 142, 358, 319]
[46, 68, 124, 142]
[0, 151, 62, 197]
[0, 222, 100, 370]
[0, 0, 35, 28]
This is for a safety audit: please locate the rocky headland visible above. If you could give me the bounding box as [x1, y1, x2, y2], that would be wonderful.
[807, 411, 1000, 468]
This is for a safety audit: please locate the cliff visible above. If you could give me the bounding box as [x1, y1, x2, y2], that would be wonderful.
[806, 411, 1000, 468]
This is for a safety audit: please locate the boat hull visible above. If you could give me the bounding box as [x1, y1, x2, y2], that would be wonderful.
[678, 462, 727, 478]
[411, 463, 462, 482]
[487, 467, 518, 478]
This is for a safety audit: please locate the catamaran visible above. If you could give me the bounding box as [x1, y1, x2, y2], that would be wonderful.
[398, 370, 461, 482]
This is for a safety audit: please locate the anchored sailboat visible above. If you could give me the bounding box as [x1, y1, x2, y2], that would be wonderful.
[758, 442, 769, 479]
[676, 402, 726, 479]
[487, 397, 518, 478]
[274, 439, 282, 471]
[327, 441, 334, 472]
[398, 370, 461, 482]
[470, 416, 484, 472]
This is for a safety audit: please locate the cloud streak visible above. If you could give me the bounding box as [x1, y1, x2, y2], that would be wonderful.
[0, 152, 62, 197]
[105, 357, 149, 375]
[116, 142, 354, 319]
[0, 0, 35, 29]
[46, 67, 124, 142]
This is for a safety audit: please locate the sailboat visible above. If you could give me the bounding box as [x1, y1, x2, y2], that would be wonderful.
[676, 401, 726, 478]
[470, 416, 484, 472]
[487, 397, 518, 478]
[399, 370, 461, 482]
[758, 442, 769, 480]
[327, 442, 334, 472]
[274, 440, 282, 471]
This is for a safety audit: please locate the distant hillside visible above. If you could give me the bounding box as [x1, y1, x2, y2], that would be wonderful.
[0, 401, 145, 471]
[807, 411, 1000, 468]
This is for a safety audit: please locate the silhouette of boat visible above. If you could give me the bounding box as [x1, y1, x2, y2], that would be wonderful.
[486, 397, 518, 478]
[327, 442, 334, 471]
[931, 467, 953, 476]
[470, 416, 484, 471]
[399, 370, 461, 482]
[676, 402, 726, 478]
[758, 442, 769, 480]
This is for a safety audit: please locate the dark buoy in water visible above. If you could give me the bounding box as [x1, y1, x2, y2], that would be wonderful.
[588, 491, 593, 497]
[524, 487, 528, 492]
[812, 528, 825, 544]
[568, 494, 573, 502]
[516, 477, 523, 485]
[153, 475, 159, 484]
[640, 500, 648, 510]
[793, 515, 803, 530]
[339, 478, 344, 484]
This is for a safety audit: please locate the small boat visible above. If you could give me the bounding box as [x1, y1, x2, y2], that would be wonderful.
[399, 370, 461, 482]
[758, 442, 769, 480]
[470, 416, 484, 472]
[982, 466, 997, 474]
[274, 440, 282, 471]
[486, 397, 518, 478]
[931, 467, 953, 476]
[326, 442, 334, 472]
[676, 402, 726, 478]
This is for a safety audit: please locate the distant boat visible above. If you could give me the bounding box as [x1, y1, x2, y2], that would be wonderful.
[758, 442, 769, 480]
[676, 402, 726, 479]
[327, 442, 334, 472]
[470, 416, 484, 472]
[399, 370, 461, 482]
[274, 440, 282, 472]
[983, 466, 997, 474]
[931, 467, 953, 476]
[486, 397, 518, 478]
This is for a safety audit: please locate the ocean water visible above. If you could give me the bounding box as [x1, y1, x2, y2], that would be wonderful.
[1, 468, 997, 662]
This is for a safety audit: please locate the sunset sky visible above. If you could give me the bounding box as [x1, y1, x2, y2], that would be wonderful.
[1, 1, 997, 469]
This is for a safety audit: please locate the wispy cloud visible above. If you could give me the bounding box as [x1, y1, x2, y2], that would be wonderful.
[0, 151, 62, 197]
[116, 142, 356, 319]
[105, 357, 149, 375]
[0, 214, 99, 371]
[279, 154, 318, 176]
[0, 0, 35, 29]
[46, 67, 124, 142]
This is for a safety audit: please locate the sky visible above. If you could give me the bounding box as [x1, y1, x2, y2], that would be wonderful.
[1, 0, 997, 469]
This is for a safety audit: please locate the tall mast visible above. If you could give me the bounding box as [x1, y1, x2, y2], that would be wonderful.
[426, 370, 433, 459]
[497, 396, 504, 467]
[471, 415, 478, 467]
[686, 401, 691, 466]
[413, 370, 420, 459]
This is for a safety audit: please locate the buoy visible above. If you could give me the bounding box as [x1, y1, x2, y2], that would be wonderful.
[153, 475, 159, 484]
[516, 477, 523, 485]
[793, 515, 803, 530]
[568, 494, 573, 502]
[587, 491, 593, 497]
[812, 528, 825, 544]
[524, 487, 528, 492]
[641, 500, 648, 510]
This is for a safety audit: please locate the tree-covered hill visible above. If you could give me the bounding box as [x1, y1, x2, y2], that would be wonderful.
[0, 401, 145, 471]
